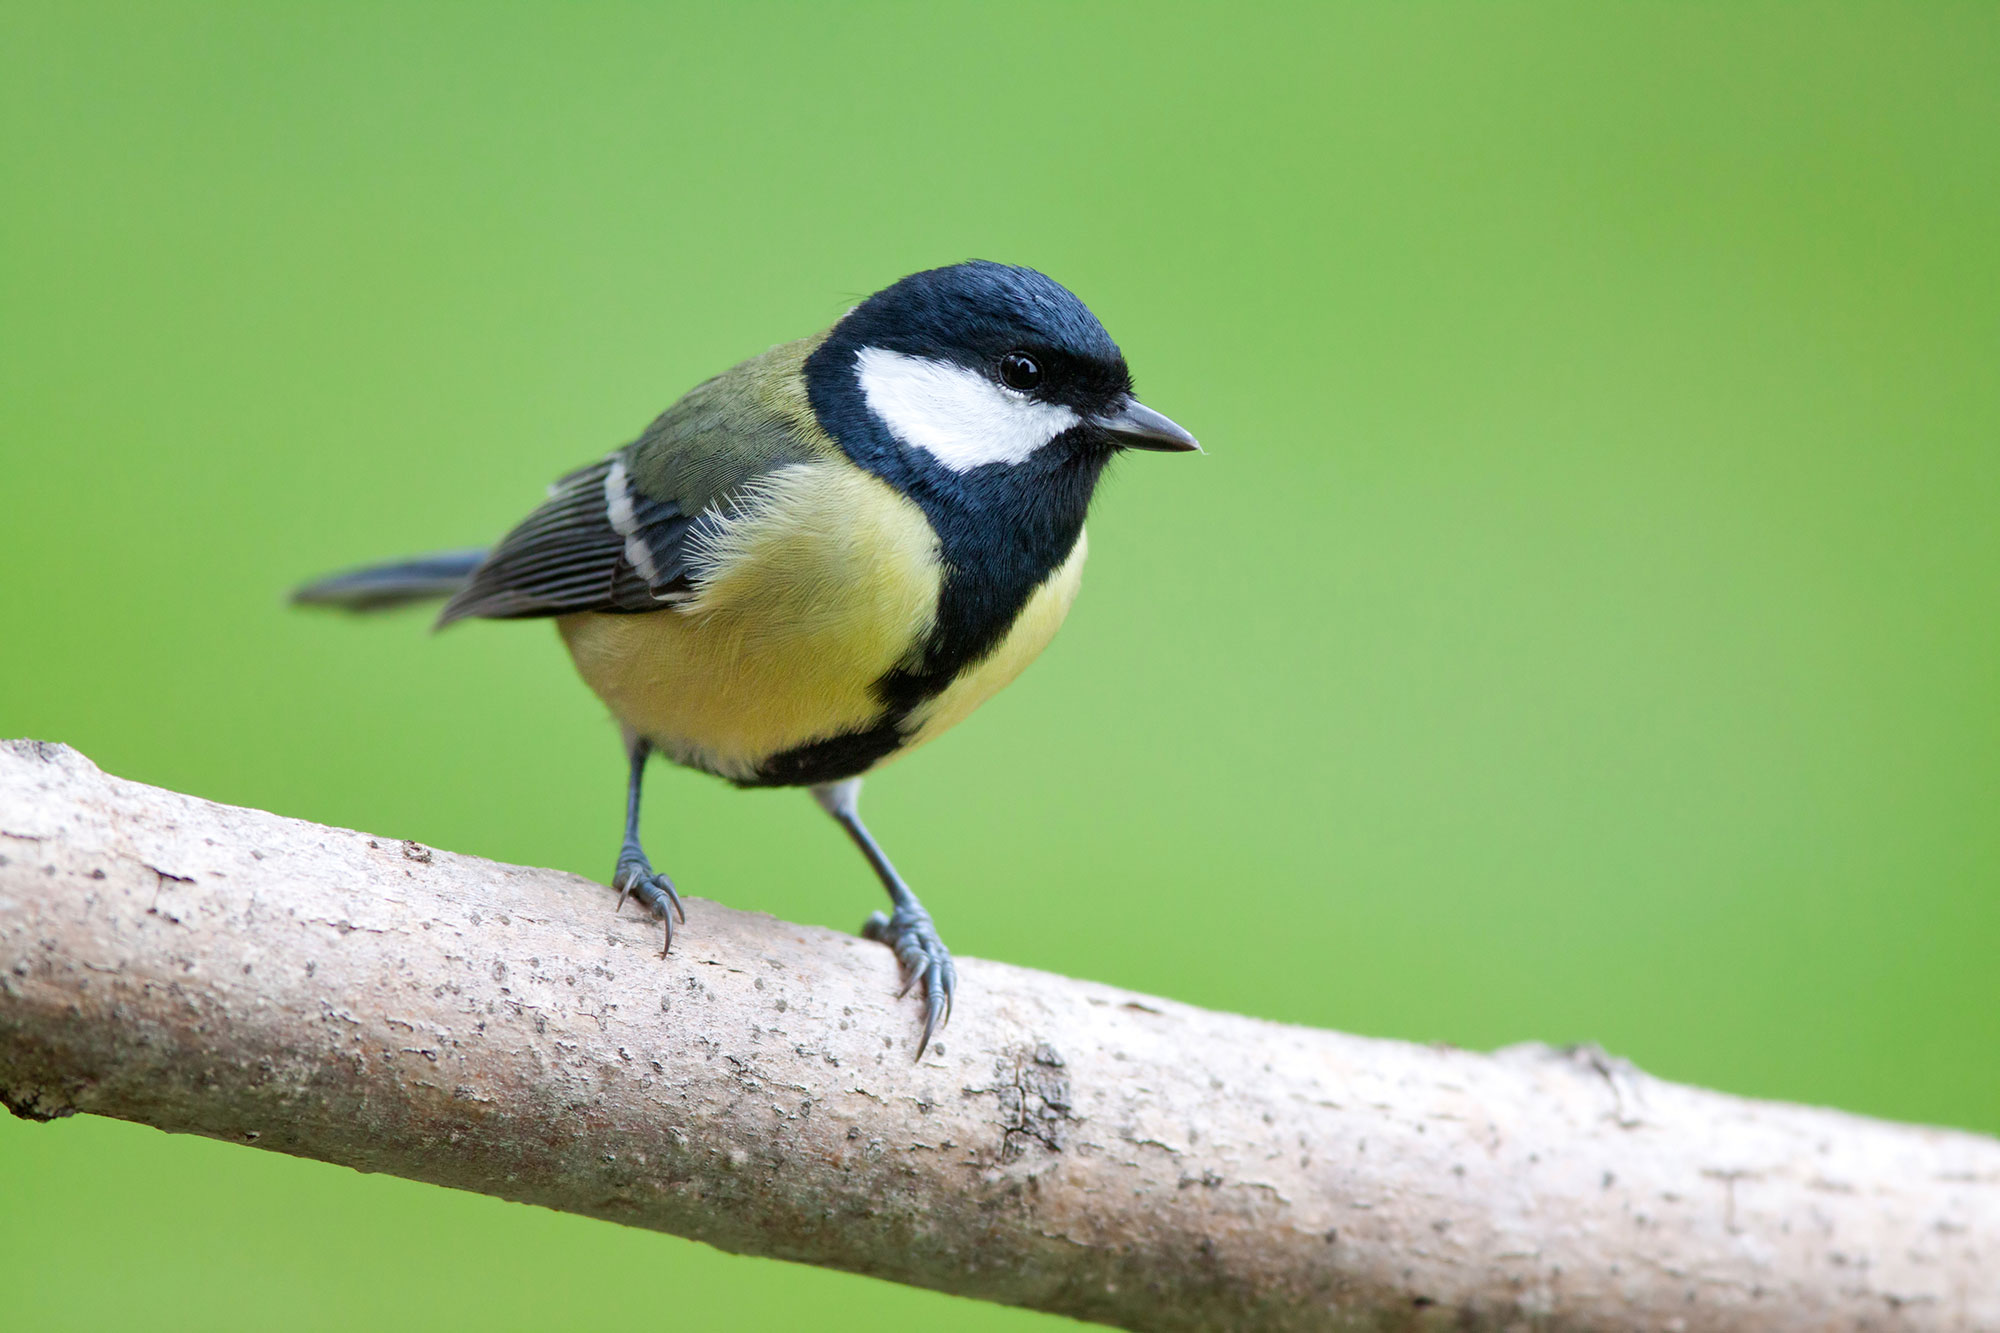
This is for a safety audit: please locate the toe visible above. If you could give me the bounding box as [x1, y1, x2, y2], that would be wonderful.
[916, 981, 948, 1059]
[651, 873, 686, 924]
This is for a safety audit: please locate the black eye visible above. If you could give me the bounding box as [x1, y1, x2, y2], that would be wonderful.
[998, 351, 1042, 392]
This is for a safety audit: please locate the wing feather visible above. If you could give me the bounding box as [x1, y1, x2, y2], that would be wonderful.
[436, 459, 692, 625]
[435, 334, 836, 629]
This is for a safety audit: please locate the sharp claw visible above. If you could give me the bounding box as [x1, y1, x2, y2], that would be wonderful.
[647, 876, 680, 958]
[658, 876, 686, 924]
[613, 855, 644, 911]
[918, 981, 948, 1059]
[915, 1005, 941, 1061]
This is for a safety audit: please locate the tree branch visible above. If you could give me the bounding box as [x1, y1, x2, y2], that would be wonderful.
[1, 739, 1995, 1331]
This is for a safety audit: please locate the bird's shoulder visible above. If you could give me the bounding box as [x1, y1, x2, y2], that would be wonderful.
[623, 332, 842, 511]
[440, 331, 886, 626]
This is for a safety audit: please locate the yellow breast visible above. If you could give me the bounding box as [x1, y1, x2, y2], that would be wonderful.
[560, 461, 1088, 784]
[559, 460, 942, 782]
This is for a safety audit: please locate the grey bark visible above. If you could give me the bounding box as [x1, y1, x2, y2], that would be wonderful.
[1, 738, 1995, 1332]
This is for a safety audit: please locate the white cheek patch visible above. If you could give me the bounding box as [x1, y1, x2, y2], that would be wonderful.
[856, 346, 1080, 472]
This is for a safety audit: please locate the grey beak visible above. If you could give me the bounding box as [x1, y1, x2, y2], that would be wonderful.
[1094, 398, 1201, 452]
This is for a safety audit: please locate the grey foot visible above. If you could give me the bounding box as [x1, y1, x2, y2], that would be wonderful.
[863, 905, 956, 1058]
[613, 841, 684, 956]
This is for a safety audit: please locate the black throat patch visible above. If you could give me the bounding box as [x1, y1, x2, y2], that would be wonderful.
[737, 340, 1109, 789]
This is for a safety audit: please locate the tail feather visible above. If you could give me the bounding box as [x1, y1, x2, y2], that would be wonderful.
[291, 549, 488, 613]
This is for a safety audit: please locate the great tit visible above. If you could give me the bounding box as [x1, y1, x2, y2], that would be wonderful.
[294, 261, 1198, 1055]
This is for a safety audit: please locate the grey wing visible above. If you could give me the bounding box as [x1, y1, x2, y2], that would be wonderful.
[438, 335, 831, 629]
[436, 456, 699, 626]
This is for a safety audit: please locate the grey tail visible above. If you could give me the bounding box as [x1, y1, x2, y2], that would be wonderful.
[291, 549, 488, 613]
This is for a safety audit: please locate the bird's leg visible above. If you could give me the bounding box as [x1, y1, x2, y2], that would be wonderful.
[611, 731, 684, 956]
[812, 778, 955, 1058]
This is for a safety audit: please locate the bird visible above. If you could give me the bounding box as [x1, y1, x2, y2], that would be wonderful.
[293, 261, 1198, 1056]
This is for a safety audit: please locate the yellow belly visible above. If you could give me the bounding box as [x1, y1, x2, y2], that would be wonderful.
[559, 458, 1087, 783]
[559, 461, 940, 781]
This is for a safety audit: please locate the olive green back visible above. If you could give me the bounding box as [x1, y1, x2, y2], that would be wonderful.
[625, 333, 838, 511]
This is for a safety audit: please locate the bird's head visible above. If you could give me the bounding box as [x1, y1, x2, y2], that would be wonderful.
[805, 261, 1198, 484]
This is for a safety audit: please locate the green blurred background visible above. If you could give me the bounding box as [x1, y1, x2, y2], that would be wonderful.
[4, 3, 1997, 1328]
